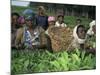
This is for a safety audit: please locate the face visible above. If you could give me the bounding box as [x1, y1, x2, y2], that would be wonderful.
[77, 27, 86, 39]
[58, 16, 63, 24]
[12, 15, 18, 25]
[92, 25, 96, 34]
[48, 21, 55, 26]
[26, 20, 33, 27]
[39, 9, 45, 15]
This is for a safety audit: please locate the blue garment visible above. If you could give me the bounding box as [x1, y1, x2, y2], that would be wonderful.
[23, 26, 41, 48]
[24, 30, 32, 48]
[35, 15, 48, 30]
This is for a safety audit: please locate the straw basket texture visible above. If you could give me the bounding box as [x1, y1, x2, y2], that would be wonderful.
[48, 27, 73, 52]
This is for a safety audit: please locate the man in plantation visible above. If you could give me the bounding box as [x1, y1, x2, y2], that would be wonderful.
[35, 6, 48, 30]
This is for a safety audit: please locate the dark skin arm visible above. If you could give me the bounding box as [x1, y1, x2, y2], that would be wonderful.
[15, 28, 24, 49]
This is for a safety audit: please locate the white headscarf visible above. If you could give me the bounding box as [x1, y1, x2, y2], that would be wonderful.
[73, 25, 86, 44]
[87, 20, 96, 35]
[90, 20, 96, 28]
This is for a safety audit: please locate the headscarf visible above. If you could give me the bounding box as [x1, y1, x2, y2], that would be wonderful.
[73, 25, 86, 44]
[48, 16, 55, 22]
[25, 15, 33, 21]
[17, 16, 25, 24]
[90, 20, 96, 28]
[23, 9, 35, 18]
[87, 20, 96, 35]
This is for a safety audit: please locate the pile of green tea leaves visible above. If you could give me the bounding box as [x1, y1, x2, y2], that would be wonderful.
[11, 49, 96, 74]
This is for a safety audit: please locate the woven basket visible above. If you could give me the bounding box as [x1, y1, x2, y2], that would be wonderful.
[48, 27, 73, 52]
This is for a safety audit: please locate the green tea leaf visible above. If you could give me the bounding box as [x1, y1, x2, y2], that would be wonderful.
[24, 60, 29, 68]
[81, 51, 86, 60]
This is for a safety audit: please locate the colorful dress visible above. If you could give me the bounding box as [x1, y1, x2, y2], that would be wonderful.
[23, 27, 40, 48]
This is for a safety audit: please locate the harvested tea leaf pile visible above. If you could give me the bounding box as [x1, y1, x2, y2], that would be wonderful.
[48, 27, 73, 52]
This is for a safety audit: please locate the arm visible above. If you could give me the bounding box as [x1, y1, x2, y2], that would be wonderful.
[15, 28, 23, 49]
